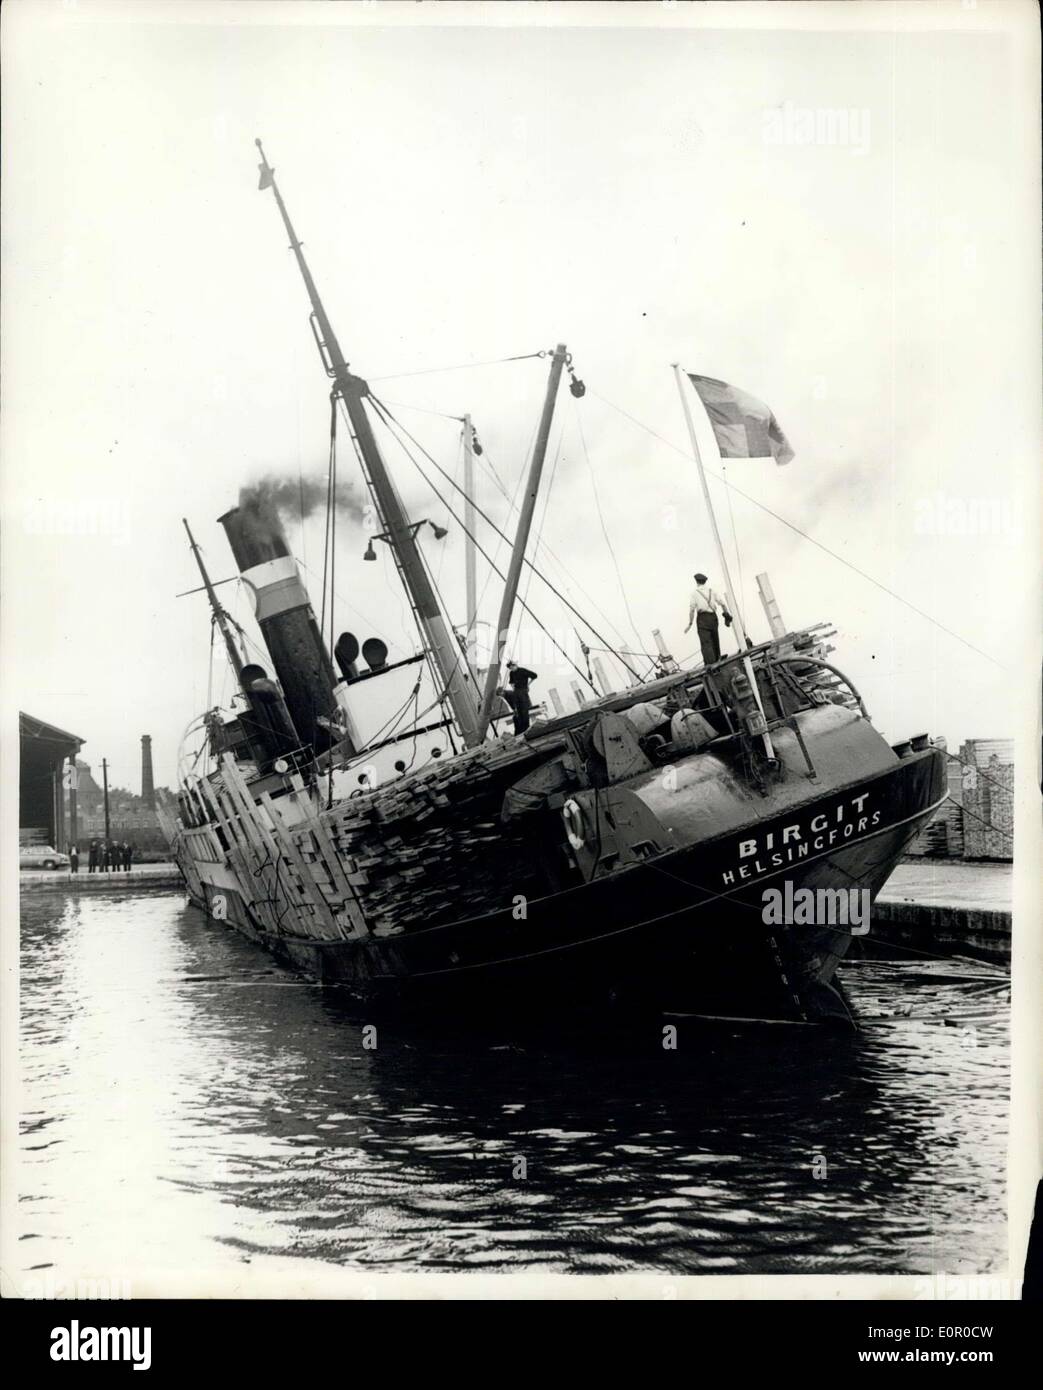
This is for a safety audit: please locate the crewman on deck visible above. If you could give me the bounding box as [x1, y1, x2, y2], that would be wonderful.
[684, 572, 732, 666]
[506, 660, 538, 735]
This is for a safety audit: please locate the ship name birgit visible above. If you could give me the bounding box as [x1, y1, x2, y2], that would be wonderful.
[720, 793, 882, 886]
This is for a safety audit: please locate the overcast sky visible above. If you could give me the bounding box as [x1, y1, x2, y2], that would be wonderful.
[3, 1, 1038, 790]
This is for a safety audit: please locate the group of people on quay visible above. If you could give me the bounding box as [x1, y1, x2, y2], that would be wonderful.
[73, 840, 136, 874]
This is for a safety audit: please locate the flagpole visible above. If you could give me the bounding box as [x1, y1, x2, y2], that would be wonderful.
[672, 363, 775, 760]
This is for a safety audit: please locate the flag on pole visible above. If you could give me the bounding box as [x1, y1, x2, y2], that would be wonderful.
[688, 374, 794, 465]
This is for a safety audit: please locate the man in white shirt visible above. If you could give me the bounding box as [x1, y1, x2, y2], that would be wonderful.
[684, 572, 732, 665]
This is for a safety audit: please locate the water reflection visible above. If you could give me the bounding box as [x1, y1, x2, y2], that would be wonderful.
[18, 893, 1008, 1279]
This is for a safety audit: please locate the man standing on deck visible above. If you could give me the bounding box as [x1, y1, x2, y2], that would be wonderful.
[684, 572, 733, 666]
[505, 660, 538, 735]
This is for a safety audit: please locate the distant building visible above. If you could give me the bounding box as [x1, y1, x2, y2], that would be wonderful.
[959, 739, 1013, 861]
[72, 758, 105, 813]
[63, 768, 167, 852]
[907, 737, 1012, 862]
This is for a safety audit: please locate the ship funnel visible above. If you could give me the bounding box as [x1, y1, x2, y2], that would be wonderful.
[239, 662, 301, 762]
[218, 494, 349, 757]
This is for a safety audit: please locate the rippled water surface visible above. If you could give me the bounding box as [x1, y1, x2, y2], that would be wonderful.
[17, 891, 1009, 1280]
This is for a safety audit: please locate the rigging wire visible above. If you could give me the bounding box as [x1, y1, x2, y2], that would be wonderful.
[434, 432, 463, 589]
[572, 395, 648, 661]
[370, 395, 641, 681]
[318, 394, 339, 647]
[324, 394, 338, 807]
[368, 398, 599, 694]
[370, 399, 593, 696]
[369, 350, 547, 382]
[378, 400, 467, 422]
[473, 417, 537, 618]
[297, 456, 307, 566]
[381, 395, 637, 669]
[294, 556, 386, 642]
[372, 398, 596, 698]
[941, 749, 1013, 797]
[944, 793, 1012, 844]
[588, 387, 1006, 670]
[336, 398, 426, 656]
[332, 398, 483, 735]
[205, 618, 216, 711]
[401, 684, 426, 772]
[472, 429, 638, 658]
[350, 674, 426, 756]
[584, 644, 660, 660]
[517, 418, 564, 644]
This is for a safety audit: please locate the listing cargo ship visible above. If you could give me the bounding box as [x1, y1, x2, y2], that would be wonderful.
[159, 143, 947, 1028]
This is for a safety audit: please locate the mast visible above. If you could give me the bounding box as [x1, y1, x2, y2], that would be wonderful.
[254, 139, 481, 747]
[182, 518, 246, 682]
[475, 344, 567, 741]
[462, 413, 478, 674]
[672, 364, 775, 760]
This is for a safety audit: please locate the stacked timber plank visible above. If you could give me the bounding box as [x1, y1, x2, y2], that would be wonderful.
[318, 737, 549, 937]
[207, 756, 360, 943]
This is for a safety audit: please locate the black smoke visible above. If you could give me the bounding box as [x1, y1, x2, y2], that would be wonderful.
[240, 474, 366, 526]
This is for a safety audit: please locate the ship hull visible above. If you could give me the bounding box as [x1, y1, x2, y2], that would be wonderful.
[179, 747, 945, 1027]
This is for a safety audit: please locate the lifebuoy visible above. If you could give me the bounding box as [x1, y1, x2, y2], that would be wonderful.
[562, 797, 587, 851]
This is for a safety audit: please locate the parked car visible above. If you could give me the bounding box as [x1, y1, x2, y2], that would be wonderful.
[19, 845, 70, 871]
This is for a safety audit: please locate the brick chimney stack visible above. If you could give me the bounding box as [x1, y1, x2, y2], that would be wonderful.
[141, 734, 155, 809]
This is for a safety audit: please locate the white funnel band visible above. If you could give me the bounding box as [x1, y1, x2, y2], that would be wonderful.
[241, 556, 312, 622]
